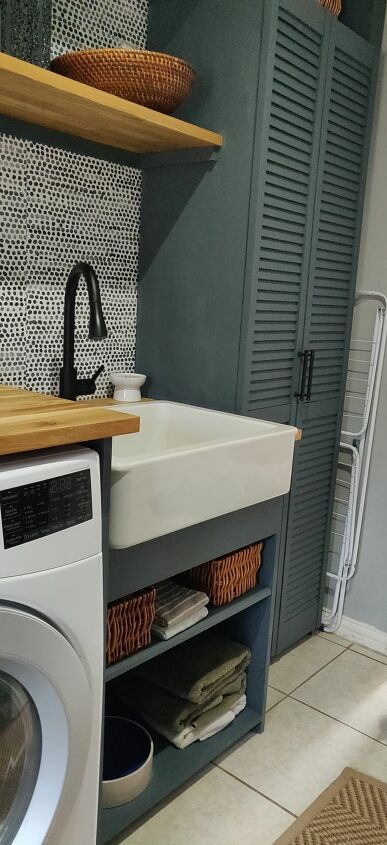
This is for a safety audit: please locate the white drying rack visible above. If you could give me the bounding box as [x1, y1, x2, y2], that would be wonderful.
[323, 291, 387, 632]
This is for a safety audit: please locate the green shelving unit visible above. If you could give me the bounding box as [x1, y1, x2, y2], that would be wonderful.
[99, 497, 283, 844]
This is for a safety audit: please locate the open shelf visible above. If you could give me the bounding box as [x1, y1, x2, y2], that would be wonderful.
[0, 52, 223, 154]
[105, 585, 271, 681]
[102, 706, 261, 841]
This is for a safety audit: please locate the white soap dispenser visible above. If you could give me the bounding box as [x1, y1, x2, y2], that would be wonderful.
[110, 372, 146, 402]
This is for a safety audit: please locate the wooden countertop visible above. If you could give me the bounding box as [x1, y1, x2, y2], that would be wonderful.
[0, 386, 301, 457]
[0, 385, 139, 456]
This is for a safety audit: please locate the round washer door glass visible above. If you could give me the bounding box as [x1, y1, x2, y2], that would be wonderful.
[0, 671, 42, 844]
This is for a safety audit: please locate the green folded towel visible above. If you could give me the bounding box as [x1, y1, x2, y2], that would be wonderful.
[193, 660, 249, 706]
[120, 687, 246, 750]
[116, 674, 220, 734]
[115, 670, 247, 735]
[220, 670, 248, 698]
[138, 632, 251, 704]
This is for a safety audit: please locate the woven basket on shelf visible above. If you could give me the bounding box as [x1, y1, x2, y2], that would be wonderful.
[188, 541, 263, 606]
[319, 0, 341, 15]
[50, 48, 195, 114]
[106, 587, 156, 666]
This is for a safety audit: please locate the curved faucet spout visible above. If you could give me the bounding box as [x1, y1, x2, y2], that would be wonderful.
[63, 262, 108, 370]
[60, 261, 108, 400]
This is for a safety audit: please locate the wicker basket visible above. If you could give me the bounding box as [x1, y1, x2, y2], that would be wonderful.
[319, 0, 341, 15]
[188, 542, 263, 606]
[50, 48, 195, 114]
[106, 587, 156, 666]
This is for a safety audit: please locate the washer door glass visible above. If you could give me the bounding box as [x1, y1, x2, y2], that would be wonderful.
[0, 671, 42, 844]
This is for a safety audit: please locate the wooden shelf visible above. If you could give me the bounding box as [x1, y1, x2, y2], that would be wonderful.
[105, 585, 271, 681]
[102, 707, 261, 841]
[0, 52, 223, 154]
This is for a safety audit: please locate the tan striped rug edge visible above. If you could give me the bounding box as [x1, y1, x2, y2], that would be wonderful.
[273, 768, 387, 845]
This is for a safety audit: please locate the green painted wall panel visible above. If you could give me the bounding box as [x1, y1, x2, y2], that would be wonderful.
[137, 0, 265, 411]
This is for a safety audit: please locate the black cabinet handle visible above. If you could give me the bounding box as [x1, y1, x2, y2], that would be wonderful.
[306, 350, 315, 401]
[295, 351, 309, 400]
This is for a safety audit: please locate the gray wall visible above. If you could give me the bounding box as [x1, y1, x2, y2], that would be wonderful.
[0, 1, 148, 397]
[343, 20, 387, 634]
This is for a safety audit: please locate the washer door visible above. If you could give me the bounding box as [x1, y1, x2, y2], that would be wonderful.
[0, 606, 92, 845]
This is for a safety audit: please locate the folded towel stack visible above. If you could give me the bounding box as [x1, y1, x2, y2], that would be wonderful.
[152, 581, 209, 640]
[114, 632, 251, 749]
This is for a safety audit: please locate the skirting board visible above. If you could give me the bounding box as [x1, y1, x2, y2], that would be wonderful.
[337, 615, 387, 656]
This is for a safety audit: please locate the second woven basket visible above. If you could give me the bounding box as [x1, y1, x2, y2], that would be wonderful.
[188, 542, 263, 606]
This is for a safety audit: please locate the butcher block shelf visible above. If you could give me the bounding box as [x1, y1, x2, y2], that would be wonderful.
[0, 52, 223, 154]
[0, 386, 139, 455]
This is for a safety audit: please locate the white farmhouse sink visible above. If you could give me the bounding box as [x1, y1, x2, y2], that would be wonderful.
[109, 401, 297, 549]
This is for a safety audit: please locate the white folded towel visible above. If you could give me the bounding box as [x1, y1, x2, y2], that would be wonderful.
[152, 605, 209, 640]
[143, 692, 248, 749]
[198, 693, 246, 741]
[197, 710, 235, 742]
[231, 693, 247, 717]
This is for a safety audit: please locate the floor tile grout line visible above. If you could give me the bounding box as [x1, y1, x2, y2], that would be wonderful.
[318, 634, 387, 666]
[268, 638, 369, 701]
[321, 635, 387, 666]
[289, 694, 387, 748]
[269, 637, 353, 699]
[320, 633, 353, 648]
[269, 683, 288, 695]
[214, 764, 298, 819]
[278, 644, 352, 697]
[349, 646, 387, 667]
[267, 696, 286, 713]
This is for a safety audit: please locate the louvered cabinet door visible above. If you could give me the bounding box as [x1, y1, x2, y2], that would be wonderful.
[237, 0, 329, 424]
[276, 400, 340, 652]
[301, 25, 375, 405]
[275, 24, 377, 654]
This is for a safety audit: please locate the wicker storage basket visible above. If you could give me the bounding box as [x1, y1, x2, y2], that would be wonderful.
[188, 542, 263, 606]
[106, 587, 156, 666]
[319, 0, 341, 15]
[50, 48, 195, 114]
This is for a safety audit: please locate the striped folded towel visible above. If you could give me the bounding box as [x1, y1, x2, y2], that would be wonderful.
[152, 605, 209, 640]
[154, 580, 209, 629]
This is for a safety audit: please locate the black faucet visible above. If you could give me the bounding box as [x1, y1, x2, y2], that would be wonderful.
[59, 261, 108, 401]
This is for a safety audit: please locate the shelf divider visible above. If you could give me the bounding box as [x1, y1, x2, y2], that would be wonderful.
[105, 585, 271, 681]
[0, 52, 223, 154]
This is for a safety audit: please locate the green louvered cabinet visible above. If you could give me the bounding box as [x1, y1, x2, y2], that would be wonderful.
[271, 15, 378, 653]
[137, 0, 385, 656]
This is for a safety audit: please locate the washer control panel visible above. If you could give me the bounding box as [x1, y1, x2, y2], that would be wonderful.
[0, 469, 92, 549]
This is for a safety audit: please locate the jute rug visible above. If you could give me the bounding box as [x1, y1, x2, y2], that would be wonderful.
[273, 768, 387, 844]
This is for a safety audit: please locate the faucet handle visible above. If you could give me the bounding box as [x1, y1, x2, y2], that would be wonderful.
[72, 364, 105, 399]
[91, 364, 105, 382]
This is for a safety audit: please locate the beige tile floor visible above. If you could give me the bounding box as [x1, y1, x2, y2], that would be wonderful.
[116, 633, 387, 845]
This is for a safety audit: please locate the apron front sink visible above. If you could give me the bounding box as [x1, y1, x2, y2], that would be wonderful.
[109, 401, 296, 549]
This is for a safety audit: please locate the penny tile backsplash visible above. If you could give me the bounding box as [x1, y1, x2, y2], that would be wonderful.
[0, 0, 148, 396]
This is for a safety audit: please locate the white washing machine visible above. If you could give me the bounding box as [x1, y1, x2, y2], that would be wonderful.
[0, 446, 104, 844]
